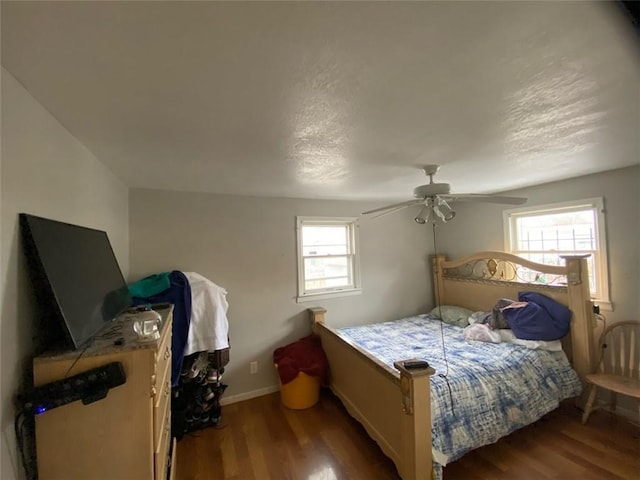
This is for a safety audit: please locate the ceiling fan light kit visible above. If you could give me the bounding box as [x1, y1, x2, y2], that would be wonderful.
[433, 197, 456, 222]
[414, 202, 431, 225]
[363, 164, 527, 224]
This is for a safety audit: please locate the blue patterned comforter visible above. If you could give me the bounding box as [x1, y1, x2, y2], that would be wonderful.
[337, 314, 582, 470]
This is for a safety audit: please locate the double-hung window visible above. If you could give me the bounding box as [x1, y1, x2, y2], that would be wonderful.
[503, 197, 611, 310]
[296, 217, 361, 302]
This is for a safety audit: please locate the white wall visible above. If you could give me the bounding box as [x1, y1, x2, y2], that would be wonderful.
[436, 165, 640, 323]
[0, 69, 129, 480]
[129, 167, 640, 404]
[129, 188, 433, 401]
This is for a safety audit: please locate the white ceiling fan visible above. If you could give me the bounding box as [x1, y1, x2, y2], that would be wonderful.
[362, 165, 527, 224]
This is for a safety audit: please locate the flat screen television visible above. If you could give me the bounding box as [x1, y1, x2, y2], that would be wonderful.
[20, 213, 132, 351]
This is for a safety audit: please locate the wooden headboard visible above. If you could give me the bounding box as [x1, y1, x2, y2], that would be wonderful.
[432, 251, 597, 382]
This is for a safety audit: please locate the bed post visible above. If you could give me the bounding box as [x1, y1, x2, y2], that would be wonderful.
[431, 254, 446, 306]
[562, 255, 596, 382]
[394, 361, 435, 480]
[309, 307, 327, 335]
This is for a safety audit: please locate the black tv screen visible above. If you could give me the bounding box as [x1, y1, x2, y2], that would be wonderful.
[20, 213, 132, 350]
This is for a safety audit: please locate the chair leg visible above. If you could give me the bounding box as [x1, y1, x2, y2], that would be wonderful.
[582, 384, 597, 424]
[610, 391, 617, 412]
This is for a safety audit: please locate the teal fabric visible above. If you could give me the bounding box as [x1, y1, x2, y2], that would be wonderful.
[128, 272, 171, 298]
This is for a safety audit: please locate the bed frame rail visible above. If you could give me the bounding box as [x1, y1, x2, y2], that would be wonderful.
[309, 307, 435, 480]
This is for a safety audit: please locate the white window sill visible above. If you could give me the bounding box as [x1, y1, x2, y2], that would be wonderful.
[296, 288, 362, 303]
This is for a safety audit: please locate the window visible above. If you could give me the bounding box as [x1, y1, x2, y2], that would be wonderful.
[503, 197, 611, 310]
[296, 217, 361, 302]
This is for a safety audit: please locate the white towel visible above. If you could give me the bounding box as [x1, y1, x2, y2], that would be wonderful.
[183, 272, 230, 355]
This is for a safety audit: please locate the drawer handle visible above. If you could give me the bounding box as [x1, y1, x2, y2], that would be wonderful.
[151, 386, 157, 397]
[165, 384, 170, 397]
[164, 346, 171, 360]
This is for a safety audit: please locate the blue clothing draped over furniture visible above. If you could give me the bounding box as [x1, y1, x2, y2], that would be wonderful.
[128, 270, 230, 437]
[131, 270, 192, 387]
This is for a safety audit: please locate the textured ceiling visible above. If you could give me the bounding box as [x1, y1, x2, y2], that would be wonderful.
[2, 1, 639, 201]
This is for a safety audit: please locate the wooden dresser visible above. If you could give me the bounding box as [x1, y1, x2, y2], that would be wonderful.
[33, 305, 176, 480]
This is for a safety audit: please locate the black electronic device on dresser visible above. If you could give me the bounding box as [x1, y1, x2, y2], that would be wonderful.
[19, 362, 126, 415]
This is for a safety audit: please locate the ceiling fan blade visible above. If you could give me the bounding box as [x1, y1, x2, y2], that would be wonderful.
[369, 204, 417, 219]
[362, 199, 421, 217]
[446, 194, 527, 205]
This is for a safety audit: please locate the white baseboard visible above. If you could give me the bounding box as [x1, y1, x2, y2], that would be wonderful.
[220, 385, 280, 406]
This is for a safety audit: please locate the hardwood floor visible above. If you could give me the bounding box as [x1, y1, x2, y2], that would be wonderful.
[176, 389, 639, 480]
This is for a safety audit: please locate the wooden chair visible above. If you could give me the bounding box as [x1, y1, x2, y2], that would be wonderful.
[581, 320, 640, 424]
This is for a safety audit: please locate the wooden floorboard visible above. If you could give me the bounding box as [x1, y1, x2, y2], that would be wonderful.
[176, 389, 639, 480]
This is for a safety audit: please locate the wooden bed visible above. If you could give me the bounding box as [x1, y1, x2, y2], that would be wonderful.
[309, 251, 598, 480]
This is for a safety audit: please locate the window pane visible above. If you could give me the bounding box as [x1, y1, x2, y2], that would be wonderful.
[302, 225, 348, 256]
[303, 244, 347, 256]
[296, 217, 360, 298]
[304, 257, 349, 281]
[512, 206, 600, 296]
[517, 254, 566, 285]
[515, 210, 596, 252]
[306, 277, 351, 291]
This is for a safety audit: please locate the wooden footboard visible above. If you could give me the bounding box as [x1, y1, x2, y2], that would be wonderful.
[309, 307, 435, 480]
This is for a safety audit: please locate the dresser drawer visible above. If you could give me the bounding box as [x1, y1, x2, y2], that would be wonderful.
[154, 419, 171, 480]
[154, 351, 172, 408]
[154, 319, 172, 387]
[154, 372, 171, 451]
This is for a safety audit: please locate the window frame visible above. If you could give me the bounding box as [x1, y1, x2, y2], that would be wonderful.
[503, 197, 612, 311]
[296, 216, 362, 302]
